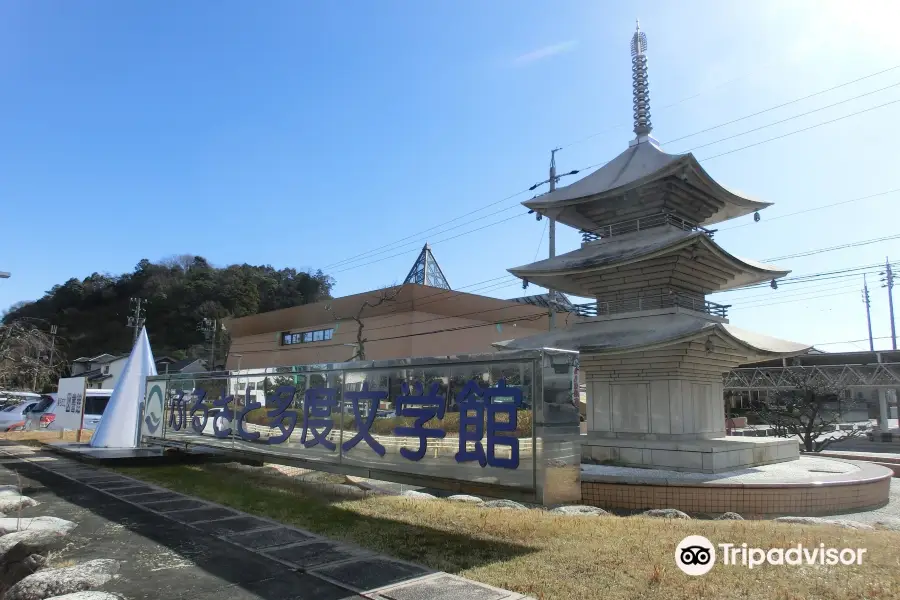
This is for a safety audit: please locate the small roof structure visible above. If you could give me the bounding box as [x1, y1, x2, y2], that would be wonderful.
[522, 141, 771, 231]
[403, 243, 451, 290]
[493, 312, 810, 359]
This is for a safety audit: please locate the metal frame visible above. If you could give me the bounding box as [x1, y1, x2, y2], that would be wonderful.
[725, 363, 900, 390]
[141, 348, 582, 505]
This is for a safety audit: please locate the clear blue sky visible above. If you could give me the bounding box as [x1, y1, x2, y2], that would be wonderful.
[2, 0, 899, 353]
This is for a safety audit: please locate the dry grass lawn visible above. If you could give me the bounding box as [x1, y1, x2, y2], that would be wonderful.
[0, 429, 92, 443]
[116, 464, 900, 600]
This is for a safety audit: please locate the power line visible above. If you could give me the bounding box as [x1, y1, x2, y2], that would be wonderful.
[330, 212, 531, 274]
[324, 87, 900, 275]
[322, 187, 532, 270]
[814, 335, 894, 347]
[559, 58, 897, 150]
[719, 188, 900, 232]
[764, 234, 900, 262]
[675, 81, 900, 154]
[701, 97, 900, 162]
[664, 65, 900, 145]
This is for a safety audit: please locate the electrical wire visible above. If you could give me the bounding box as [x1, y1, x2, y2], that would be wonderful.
[675, 81, 900, 154]
[665, 65, 900, 145]
[701, 97, 900, 162]
[320, 67, 900, 272]
[763, 234, 900, 262]
[719, 188, 900, 232]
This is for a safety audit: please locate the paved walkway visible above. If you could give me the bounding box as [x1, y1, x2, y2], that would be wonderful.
[0, 443, 532, 600]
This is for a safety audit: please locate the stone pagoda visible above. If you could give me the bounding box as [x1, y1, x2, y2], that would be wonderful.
[495, 23, 811, 473]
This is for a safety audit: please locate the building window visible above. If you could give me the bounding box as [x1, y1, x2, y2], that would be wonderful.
[102, 365, 109, 374]
[280, 328, 335, 346]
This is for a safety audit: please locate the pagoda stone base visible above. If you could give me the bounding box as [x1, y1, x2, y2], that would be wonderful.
[581, 435, 799, 473]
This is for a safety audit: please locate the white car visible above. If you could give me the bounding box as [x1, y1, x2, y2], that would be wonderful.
[0, 401, 40, 432]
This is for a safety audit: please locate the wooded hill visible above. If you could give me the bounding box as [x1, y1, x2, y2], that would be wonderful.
[2, 255, 333, 368]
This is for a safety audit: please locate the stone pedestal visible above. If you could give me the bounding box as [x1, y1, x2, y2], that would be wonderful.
[581, 338, 801, 472]
[581, 435, 798, 473]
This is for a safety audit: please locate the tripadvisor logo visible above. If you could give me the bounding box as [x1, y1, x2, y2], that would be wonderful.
[144, 384, 164, 435]
[675, 535, 867, 575]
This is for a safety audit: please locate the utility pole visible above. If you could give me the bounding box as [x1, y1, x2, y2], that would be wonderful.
[548, 148, 559, 330]
[48, 325, 57, 372]
[881, 257, 896, 350]
[528, 149, 580, 331]
[863, 275, 875, 351]
[127, 297, 146, 346]
[199, 318, 219, 370]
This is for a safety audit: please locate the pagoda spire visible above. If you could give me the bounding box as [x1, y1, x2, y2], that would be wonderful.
[631, 19, 652, 138]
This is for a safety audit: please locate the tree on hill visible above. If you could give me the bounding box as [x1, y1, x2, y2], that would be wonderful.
[2, 256, 334, 376]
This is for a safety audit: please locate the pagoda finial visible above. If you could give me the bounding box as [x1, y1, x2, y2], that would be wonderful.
[630, 20, 652, 137]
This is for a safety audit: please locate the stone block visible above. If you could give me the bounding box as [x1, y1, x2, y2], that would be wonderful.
[650, 449, 703, 470]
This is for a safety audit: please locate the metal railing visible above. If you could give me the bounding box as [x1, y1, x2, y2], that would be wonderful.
[573, 291, 729, 318]
[580, 212, 715, 243]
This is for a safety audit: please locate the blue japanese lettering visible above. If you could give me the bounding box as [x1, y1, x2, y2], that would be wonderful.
[454, 380, 486, 467]
[342, 382, 386, 456]
[484, 379, 522, 469]
[189, 389, 209, 434]
[302, 387, 337, 450]
[236, 388, 261, 442]
[394, 381, 446, 462]
[212, 394, 235, 438]
[168, 391, 187, 431]
[266, 385, 298, 445]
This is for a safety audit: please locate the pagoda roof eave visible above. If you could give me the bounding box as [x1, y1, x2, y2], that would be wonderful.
[522, 146, 772, 226]
[507, 228, 789, 294]
[491, 313, 810, 358]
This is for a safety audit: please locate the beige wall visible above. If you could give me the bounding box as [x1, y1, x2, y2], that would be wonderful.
[225, 284, 560, 369]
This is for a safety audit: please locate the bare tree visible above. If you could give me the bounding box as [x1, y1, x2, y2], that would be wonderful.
[328, 285, 402, 361]
[751, 378, 869, 452]
[0, 320, 66, 391]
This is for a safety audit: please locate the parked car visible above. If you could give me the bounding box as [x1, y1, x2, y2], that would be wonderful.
[0, 401, 40, 432]
[0, 391, 41, 413]
[37, 389, 114, 432]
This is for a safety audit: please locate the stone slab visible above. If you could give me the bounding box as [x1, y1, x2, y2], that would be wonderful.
[192, 516, 276, 536]
[112, 485, 158, 497]
[265, 541, 365, 569]
[313, 557, 430, 593]
[143, 498, 210, 512]
[376, 574, 511, 600]
[127, 491, 184, 504]
[227, 527, 315, 550]
[163, 506, 238, 524]
[85, 478, 143, 489]
[204, 572, 364, 600]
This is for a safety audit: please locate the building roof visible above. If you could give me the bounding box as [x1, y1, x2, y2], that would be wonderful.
[507, 226, 789, 295]
[493, 312, 810, 358]
[73, 353, 124, 365]
[508, 293, 576, 312]
[156, 358, 204, 373]
[522, 141, 771, 230]
[224, 283, 557, 339]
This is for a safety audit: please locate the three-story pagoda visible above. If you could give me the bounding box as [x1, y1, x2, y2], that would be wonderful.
[496, 23, 810, 473]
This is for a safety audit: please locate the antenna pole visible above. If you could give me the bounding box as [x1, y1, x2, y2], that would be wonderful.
[863, 275, 875, 351]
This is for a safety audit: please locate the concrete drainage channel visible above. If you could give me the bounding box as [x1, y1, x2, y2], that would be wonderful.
[0, 444, 534, 600]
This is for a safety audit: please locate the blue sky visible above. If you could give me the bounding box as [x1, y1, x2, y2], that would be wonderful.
[2, 0, 899, 353]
